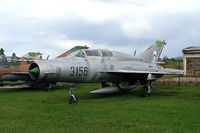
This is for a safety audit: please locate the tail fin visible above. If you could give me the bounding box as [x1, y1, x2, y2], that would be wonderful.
[140, 40, 166, 63]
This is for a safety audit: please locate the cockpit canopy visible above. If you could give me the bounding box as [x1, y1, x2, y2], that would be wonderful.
[75, 50, 85, 58]
[100, 50, 113, 57]
[84, 50, 101, 56]
[74, 49, 113, 58]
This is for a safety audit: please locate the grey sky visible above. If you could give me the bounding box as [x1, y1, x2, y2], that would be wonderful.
[0, 0, 200, 58]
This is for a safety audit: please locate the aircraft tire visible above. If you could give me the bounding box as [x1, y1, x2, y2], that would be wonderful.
[74, 96, 78, 104]
[69, 96, 78, 104]
[141, 86, 150, 97]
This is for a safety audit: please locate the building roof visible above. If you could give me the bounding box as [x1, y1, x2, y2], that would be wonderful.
[182, 46, 200, 54]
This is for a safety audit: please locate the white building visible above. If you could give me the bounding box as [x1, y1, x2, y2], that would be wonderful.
[182, 47, 200, 77]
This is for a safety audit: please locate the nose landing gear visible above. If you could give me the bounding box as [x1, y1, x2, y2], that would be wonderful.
[69, 85, 78, 104]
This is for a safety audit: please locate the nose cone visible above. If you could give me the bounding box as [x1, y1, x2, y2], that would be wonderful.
[29, 67, 39, 75]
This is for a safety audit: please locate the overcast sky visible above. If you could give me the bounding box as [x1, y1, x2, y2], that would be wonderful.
[0, 0, 200, 58]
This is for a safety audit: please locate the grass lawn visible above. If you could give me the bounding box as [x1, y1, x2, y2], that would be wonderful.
[0, 84, 200, 133]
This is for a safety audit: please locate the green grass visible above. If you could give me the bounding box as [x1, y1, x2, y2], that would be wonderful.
[160, 58, 183, 70]
[0, 84, 200, 133]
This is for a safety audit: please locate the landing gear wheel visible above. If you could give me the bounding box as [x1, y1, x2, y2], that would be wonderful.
[141, 81, 152, 97]
[45, 83, 52, 91]
[69, 95, 78, 104]
[69, 85, 78, 104]
[141, 86, 150, 97]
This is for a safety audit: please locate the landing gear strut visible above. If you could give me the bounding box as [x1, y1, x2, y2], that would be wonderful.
[69, 85, 78, 104]
[141, 81, 152, 97]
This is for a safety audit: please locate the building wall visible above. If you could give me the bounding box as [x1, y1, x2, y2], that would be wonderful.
[183, 54, 200, 77]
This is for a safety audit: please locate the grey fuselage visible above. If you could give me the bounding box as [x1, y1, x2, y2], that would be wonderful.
[29, 49, 163, 84]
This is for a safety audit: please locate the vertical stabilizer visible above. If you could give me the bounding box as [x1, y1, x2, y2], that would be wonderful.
[140, 40, 166, 63]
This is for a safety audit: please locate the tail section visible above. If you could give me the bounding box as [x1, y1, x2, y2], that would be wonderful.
[140, 40, 166, 63]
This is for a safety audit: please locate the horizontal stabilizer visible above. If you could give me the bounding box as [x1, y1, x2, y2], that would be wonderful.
[156, 62, 166, 65]
[163, 68, 184, 75]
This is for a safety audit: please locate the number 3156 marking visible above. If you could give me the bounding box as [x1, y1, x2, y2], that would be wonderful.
[70, 67, 88, 76]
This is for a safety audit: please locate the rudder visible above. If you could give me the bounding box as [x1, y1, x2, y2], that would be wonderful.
[140, 40, 166, 63]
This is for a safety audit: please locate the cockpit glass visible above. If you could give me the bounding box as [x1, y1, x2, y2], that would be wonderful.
[101, 50, 113, 57]
[84, 50, 101, 56]
[75, 51, 85, 58]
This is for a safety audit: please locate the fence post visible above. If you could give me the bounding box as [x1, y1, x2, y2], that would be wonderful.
[178, 60, 181, 86]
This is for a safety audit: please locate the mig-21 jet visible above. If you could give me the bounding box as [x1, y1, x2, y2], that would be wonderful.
[28, 40, 184, 103]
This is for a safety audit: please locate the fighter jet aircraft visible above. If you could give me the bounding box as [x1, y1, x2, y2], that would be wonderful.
[28, 40, 184, 102]
[0, 46, 88, 90]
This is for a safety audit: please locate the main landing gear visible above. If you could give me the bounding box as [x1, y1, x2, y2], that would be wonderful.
[69, 85, 78, 104]
[141, 81, 152, 97]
